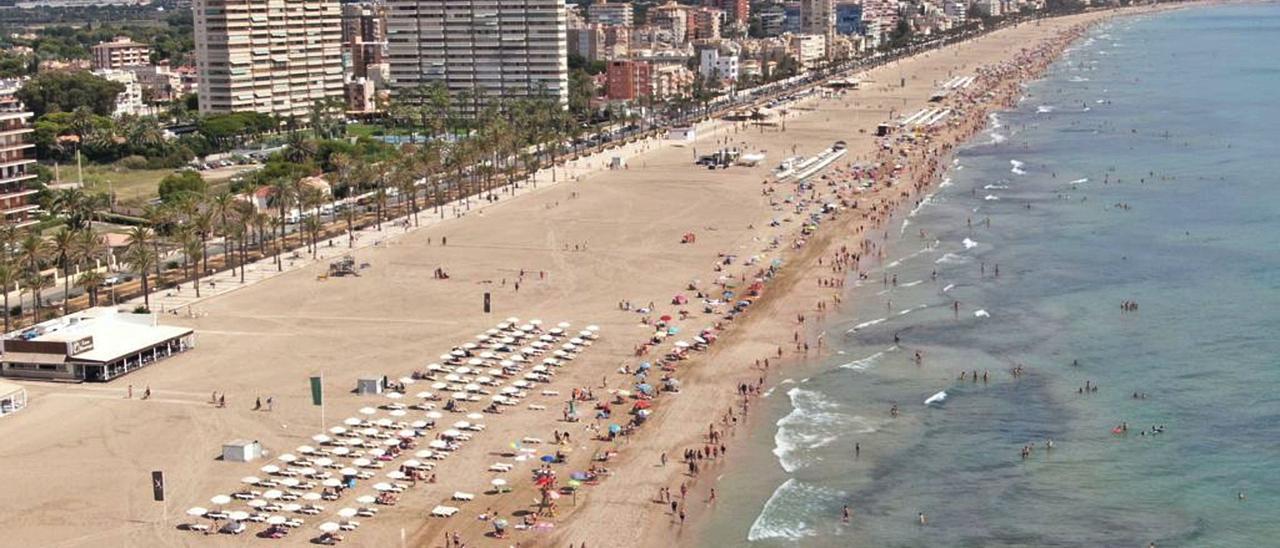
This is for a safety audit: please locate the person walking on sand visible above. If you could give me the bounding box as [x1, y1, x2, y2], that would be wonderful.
[267, 396, 273, 411]
[127, 384, 133, 399]
[143, 386, 151, 400]
[255, 397, 262, 411]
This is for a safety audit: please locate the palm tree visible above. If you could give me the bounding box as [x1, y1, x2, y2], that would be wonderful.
[179, 227, 203, 298]
[395, 154, 422, 227]
[267, 177, 296, 271]
[77, 269, 105, 308]
[330, 153, 364, 247]
[210, 190, 237, 274]
[0, 259, 17, 331]
[193, 208, 214, 277]
[49, 227, 80, 312]
[17, 231, 47, 324]
[22, 271, 51, 324]
[141, 204, 171, 278]
[125, 226, 156, 311]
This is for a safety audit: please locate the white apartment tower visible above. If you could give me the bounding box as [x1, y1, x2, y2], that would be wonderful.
[800, 0, 836, 58]
[193, 0, 345, 118]
[386, 0, 569, 113]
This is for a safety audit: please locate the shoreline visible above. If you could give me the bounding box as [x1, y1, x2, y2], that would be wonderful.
[548, 5, 1185, 548]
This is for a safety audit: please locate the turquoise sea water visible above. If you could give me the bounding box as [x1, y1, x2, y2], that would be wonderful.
[700, 4, 1280, 547]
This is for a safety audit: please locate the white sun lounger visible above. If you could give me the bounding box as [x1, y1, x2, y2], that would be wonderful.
[489, 463, 513, 472]
[451, 492, 474, 501]
[540, 390, 560, 396]
[521, 437, 543, 444]
[431, 505, 459, 517]
[527, 404, 547, 411]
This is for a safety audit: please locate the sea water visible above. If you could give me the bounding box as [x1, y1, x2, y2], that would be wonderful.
[700, 5, 1280, 546]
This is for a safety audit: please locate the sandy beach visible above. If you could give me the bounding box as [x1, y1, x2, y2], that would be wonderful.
[0, 7, 1164, 548]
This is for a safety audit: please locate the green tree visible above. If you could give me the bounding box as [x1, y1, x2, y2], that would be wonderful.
[16, 71, 125, 117]
[157, 170, 207, 204]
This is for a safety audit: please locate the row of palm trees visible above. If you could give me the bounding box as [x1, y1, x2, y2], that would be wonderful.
[2, 92, 613, 332]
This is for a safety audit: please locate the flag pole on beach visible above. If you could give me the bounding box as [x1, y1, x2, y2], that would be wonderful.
[310, 374, 324, 430]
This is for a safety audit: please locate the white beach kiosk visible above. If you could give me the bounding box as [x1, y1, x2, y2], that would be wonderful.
[0, 381, 25, 417]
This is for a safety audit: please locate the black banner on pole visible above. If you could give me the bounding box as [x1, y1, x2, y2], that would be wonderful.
[151, 470, 165, 502]
[483, 292, 491, 313]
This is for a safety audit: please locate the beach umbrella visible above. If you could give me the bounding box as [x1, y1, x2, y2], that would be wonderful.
[343, 417, 362, 426]
[389, 409, 407, 417]
[504, 317, 519, 323]
[532, 365, 548, 373]
[359, 407, 377, 415]
[415, 450, 434, 459]
[557, 322, 571, 329]
[360, 427, 379, 436]
[530, 319, 543, 326]
[228, 511, 250, 522]
[426, 411, 444, 419]
[279, 453, 297, 463]
[331, 447, 351, 456]
[586, 325, 599, 332]
[314, 457, 334, 468]
[241, 476, 261, 484]
[501, 386, 519, 394]
[463, 342, 478, 350]
[570, 338, 585, 345]
[636, 384, 653, 394]
[416, 391, 434, 399]
[539, 334, 554, 342]
[338, 507, 358, 518]
[356, 495, 376, 505]
[386, 392, 404, 399]
[372, 482, 394, 492]
[311, 434, 331, 444]
[375, 418, 394, 427]
[282, 503, 302, 513]
[450, 350, 465, 358]
[398, 429, 416, 438]
[260, 464, 281, 474]
[318, 522, 341, 533]
[552, 350, 568, 359]
[186, 506, 208, 517]
[502, 337, 517, 344]
[428, 440, 449, 449]
[491, 478, 507, 487]
[280, 478, 301, 488]
[340, 467, 357, 476]
[487, 328, 501, 335]
[403, 459, 422, 468]
[303, 492, 323, 501]
[344, 437, 364, 447]
[210, 494, 232, 506]
[399, 376, 416, 385]
[442, 429, 463, 438]
[492, 395, 507, 403]
[387, 471, 407, 480]
[499, 360, 515, 368]
[321, 479, 342, 488]
[328, 426, 347, 435]
[570, 472, 591, 481]
[263, 489, 284, 500]
[674, 341, 690, 349]
[381, 438, 400, 446]
[266, 516, 287, 525]
[431, 382, 449, 390]
[427, 363, 444, 371]
[475, 375, 492, 384]
[368, 448, 386, 457]
[540, 455, 556, 463]
[298, 444, 317, 453]
[465, 383, 482, 392]
[444, 373, 461, 382]
[480, 351, 497, 359]
[608, 424, 622, 434]
[247, 499, 267, 508]
[411, 420, 429, 429]
[452, 391, 468, 399]
[353, 458, 372, 467]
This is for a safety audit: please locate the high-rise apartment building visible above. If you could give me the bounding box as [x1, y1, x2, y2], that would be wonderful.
[386, 0, 569, 113]
[589, 1, 633, 27]
[193, 0, 345, 117]
[0, 88, 37, 228]
[800, 0, 836, 58]
[343, 2, 388, 80]
[706, 0, 749, 26]
[91, 36, 151, 70]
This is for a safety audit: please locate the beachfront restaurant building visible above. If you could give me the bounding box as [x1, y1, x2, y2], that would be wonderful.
[0, 307, 195, 382]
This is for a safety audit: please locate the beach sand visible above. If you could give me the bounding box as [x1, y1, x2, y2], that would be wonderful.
[0, 8, 1158, 548]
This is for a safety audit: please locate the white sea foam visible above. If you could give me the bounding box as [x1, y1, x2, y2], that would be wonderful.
[983, 184, 1009, 190]
[938, 177, 954, 187]
[962, 238, 979, 249]
[1070, 177, 1089, 184]
[1010, 159, 1027, 175]
[900, 280, 924, 288]
[838, 350, 886, 371]
[988, 112, 1003, 129]
[990, 132, 1008, 144]
[1037, 105, 1056, 114]
[942, 283, 956, 292]
[772, 388, 849, 473]
[1069, 76, 1091, 83]
[847, 318, 886, 332]
[747, 480, 827, 542]
[984, 194, 1001, 201]
[974, 309, 991, 318]
[936, 253, 970, 265]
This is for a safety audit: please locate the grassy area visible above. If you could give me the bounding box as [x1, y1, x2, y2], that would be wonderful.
[76, 164, 174, 205]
